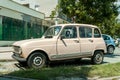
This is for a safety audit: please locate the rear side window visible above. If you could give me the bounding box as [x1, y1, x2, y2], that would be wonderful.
[79, 27, 92, 38]
[94, 28, 101, 38]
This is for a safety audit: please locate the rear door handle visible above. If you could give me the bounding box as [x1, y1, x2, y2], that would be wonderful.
[89, 39, 93, 42]
[74, 40, 79, 43]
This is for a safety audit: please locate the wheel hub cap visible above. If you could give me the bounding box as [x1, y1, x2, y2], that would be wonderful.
[96, 54, 102, 62]
[33, 56, 42, 66]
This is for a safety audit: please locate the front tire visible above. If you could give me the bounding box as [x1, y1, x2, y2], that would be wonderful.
[91, 51, 104, 64]
[19, 61, 27, 67]
[27, 52, 46, 69]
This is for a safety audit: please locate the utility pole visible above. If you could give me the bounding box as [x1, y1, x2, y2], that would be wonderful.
[55, 0, 59, 25]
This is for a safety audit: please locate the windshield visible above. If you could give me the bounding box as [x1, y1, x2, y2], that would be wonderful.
[44, 26, 62, 38]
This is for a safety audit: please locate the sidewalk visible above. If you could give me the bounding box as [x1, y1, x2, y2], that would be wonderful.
[0, 47, 14, 61]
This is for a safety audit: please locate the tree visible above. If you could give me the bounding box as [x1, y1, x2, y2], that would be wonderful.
[112, 22, 120, 38]
[57, 0, 119, 36]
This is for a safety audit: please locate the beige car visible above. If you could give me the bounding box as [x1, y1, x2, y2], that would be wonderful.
[12, 24, 107, 68]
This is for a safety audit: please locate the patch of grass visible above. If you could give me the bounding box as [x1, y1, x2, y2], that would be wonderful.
[8, 63, 120, 80]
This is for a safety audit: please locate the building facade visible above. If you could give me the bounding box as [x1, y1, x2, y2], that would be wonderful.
[12, 0, 58, 17]
[13, 0, 71, 25]
[0, 0, 45, 42]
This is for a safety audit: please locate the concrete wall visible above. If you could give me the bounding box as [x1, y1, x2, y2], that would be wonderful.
[0, 7, 24, 20]
[0, 0, 45, 19]
[12, 0, 58, 17]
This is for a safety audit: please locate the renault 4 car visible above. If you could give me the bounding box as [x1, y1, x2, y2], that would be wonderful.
[12, 24, 107, 68]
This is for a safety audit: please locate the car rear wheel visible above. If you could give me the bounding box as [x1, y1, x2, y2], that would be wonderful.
[91, 51, 104, 64]
[107, 46, 114, 54]
[27, 52, 46, 69]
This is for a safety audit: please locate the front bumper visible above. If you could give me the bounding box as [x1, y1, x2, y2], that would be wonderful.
[12, 53, 26, 62]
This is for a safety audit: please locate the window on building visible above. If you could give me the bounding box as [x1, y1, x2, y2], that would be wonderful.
[1, 16, 43, 41]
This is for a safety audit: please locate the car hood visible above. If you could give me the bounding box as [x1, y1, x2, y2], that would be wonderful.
[13, 38, 55, 47]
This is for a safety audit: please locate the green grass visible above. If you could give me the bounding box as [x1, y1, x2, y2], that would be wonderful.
[8, 63, 120, 80]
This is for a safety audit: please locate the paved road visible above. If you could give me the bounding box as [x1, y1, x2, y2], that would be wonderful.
[104, 47, 120, 63]
[0, 47, 120, 63]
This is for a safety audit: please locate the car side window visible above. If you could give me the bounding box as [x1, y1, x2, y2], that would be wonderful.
[79, 26, 92, 38]
[94, 28, 101, 38]
[61, 26, 77, 39]
[103, 35, 110, 40]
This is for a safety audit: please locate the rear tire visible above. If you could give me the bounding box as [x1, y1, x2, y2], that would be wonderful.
[27, 52, 46, 69]
[107, 46, 114, 54]
[91, 51, 104, 64]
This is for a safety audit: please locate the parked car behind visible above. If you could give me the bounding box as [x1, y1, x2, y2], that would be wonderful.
[12, 24, 107, 68]
[115, 38, 120, 47]
[102, 34, 115, 54]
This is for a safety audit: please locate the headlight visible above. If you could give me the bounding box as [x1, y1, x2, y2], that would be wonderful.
[13, 46, 22, 54]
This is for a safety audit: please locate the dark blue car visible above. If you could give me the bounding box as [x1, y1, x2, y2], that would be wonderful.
[102, 34, 115, 54]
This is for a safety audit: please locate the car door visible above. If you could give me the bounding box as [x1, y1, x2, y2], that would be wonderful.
[79, 26, 94, 55]
[56, 26, 81, 59]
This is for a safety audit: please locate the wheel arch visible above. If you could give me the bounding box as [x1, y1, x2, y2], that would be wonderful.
[94, 50, 104, 55]
[92, 50, 104, 64]
[107, 45, 115, 50]
[27, 50, 50, 62]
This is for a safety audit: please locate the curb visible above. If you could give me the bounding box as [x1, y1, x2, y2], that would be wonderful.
[0, 76, 37, 80]
[88, 76, 120, 80]
[0, 59, 14, 61]
[0, 51, 13, 53]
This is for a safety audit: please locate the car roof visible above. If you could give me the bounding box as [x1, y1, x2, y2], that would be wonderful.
[102, 34, 110, 37]
[102, 34, 114, 39]
[53, 23, 98, 28]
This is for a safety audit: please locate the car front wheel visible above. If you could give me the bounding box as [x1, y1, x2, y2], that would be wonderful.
[91, 51, 104, 64]
[27, 52, 46, 69]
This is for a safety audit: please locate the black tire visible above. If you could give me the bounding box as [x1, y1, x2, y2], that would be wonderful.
[91, 51, 104, 64]
[27, 52, 46, 69]
[19, 61, 27, 67]
[107, 46, 114, 54]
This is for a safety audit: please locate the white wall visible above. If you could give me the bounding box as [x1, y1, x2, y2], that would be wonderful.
[0, 0, 44, 19]
[12, 0, 58, 17]
[12, 0, 29, 4]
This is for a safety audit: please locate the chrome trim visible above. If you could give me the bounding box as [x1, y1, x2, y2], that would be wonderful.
[51, 52, 92, 60]
[13, 46, 22, 54]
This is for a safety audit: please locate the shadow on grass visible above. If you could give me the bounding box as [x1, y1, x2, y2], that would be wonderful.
[6, 59, 95, 80]
[48, 58, 92, 67]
